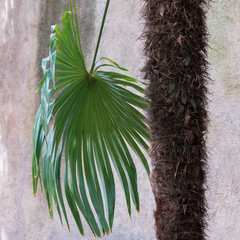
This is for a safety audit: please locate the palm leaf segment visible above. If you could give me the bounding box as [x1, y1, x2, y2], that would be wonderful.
[32, 1, 149, 237]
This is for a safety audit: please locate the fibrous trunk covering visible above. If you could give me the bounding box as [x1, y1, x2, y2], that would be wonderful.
[142, 1, 209, 239]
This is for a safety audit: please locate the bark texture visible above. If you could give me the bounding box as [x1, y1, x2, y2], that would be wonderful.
[142, 1, 209, 239]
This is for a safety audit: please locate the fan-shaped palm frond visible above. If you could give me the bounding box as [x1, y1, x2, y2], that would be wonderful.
[32, 0, 149, 237]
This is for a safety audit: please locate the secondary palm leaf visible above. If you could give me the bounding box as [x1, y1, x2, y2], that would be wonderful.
[32, 0, 150, 237]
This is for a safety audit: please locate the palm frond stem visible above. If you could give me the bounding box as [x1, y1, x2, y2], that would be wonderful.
[90, 0, 111, 74]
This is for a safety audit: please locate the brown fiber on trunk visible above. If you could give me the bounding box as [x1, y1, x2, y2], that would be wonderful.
[142, 1, 210, 239]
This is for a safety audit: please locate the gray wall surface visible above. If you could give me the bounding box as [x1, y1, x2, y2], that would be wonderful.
[0, 1, 240, 240]
[206, 1, 240, 239]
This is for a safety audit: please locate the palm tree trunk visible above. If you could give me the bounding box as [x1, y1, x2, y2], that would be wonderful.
[142, 1, 209, 239]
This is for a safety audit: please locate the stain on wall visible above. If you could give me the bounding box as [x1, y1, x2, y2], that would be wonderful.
[37, 0, 65, 79]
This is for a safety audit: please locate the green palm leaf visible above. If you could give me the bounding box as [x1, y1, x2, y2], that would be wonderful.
[32, 0, 149, 237]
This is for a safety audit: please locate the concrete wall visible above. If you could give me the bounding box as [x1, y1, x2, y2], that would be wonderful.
[0, 0, 240, 240]
[206, 1, 240, 239]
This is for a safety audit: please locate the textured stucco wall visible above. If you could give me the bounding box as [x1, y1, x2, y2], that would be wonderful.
[0, 0, 240, 240]
[206, 0, 240, 239]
